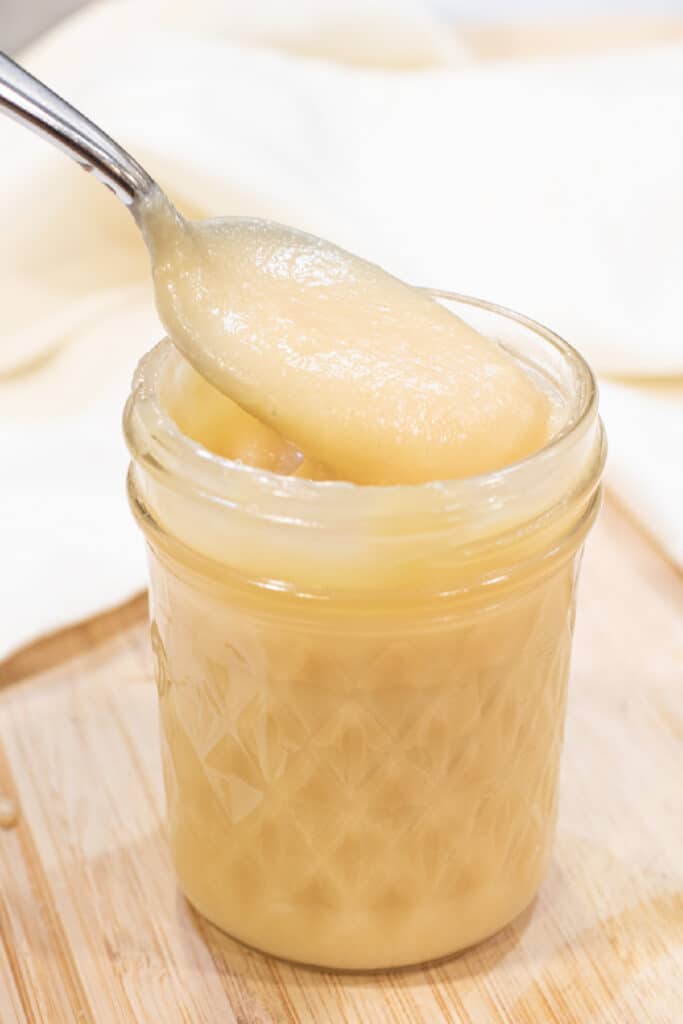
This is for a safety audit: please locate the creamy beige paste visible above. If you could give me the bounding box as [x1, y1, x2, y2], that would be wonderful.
[136, 189, 549, 484]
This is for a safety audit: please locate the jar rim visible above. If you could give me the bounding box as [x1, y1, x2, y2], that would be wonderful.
[124, 289, 604, 534]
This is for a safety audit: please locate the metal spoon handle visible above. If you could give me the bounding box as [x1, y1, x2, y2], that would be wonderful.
[0, 50, 154, 206]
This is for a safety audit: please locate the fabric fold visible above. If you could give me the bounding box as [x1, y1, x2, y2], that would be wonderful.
[1, 0, 680, 658]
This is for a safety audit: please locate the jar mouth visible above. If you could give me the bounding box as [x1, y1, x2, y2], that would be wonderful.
[124, 289, 604, 536]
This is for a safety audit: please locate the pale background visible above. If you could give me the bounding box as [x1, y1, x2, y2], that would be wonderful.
[3, 0, 683, 51]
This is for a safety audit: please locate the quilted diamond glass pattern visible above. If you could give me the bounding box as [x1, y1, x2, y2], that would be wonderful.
[150, 550, 579, 969]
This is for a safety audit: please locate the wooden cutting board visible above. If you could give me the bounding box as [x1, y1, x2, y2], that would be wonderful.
[1, 496, 682, 1024]
[1, 19, 683, 1024]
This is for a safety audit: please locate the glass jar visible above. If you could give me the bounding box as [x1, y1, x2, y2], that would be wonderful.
[124, 292, 605, 970]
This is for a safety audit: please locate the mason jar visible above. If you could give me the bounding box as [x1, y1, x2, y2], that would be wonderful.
[123, 292, 605, 970]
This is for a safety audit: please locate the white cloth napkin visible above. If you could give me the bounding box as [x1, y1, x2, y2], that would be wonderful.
[1, 0, 681, 659]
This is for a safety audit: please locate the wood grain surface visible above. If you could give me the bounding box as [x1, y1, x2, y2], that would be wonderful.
[1, 18, 683, 1024]
[1, 497, 682, 1024]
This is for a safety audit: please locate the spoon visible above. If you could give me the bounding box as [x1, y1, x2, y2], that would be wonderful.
[0, 50, 154, 207]
[0, 52, 551, 484]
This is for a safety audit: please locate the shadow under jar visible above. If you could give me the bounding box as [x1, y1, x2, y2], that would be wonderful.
[124, 292, 606, 970]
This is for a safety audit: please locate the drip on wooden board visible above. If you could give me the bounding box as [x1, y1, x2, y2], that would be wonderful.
[0, 795, 18, 829]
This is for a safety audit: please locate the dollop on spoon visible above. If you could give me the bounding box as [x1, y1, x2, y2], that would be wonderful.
[1, 51, 549, 485]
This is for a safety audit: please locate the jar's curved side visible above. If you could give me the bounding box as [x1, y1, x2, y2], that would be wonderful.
[148, 517, 583, 969]
[126, 456, 604, 617]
